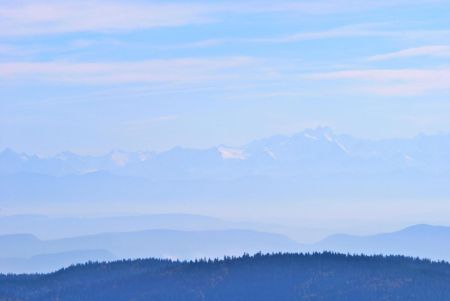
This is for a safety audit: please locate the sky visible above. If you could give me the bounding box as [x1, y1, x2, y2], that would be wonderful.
[1, 0, 450, 155]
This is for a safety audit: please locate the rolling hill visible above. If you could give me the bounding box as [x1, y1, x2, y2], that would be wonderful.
[309, 224, 450, 261]
[0, 229, 300, 273]
[1, 253, 449, 301]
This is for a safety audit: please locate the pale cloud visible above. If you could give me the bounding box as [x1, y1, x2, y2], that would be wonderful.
[253, 25, 383, 43]
[149, 26, 450, 51]
[226, 1, 421, 15]
[0, 0, 446, 36]
[0, 1, 214, 36]
[155, 39, 230, 51]
[305, 68, 450, 96]
[238, 0, 449, 17]
[306, 69, 450, 81]
[3, 56, 449, 97]
[0, 57, 257, 84]
[368, 45, 450, 61]
[254, 25, 450, 43]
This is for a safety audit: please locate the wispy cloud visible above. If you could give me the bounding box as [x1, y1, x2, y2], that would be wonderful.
[144, 24, 450, 53]
[253, 25, 450, 43]
[368, 45, 450, 61]
[0, 57, 258, 84]
[0, 0, 446, 36]
[0, 1, 214, 36]
[152, 39, 230, 51]
[305, 68, 450, 96]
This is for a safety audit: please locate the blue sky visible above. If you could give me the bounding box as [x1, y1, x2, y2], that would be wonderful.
[1, 0, 450, 155]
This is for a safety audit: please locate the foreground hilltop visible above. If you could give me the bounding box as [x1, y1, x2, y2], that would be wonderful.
[1, 253, 450, 301]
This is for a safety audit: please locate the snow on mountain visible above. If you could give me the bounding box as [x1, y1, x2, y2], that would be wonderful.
[217, 146, 246, 160]
[2, 127, 450, 179]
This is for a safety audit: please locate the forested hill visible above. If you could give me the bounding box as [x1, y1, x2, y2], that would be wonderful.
[1, 253, 450, 301]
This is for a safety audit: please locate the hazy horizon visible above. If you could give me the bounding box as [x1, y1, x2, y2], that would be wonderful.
[4, 125, 450, 157]
[1, 0, 450, 277]
[3, 125, 450, 236]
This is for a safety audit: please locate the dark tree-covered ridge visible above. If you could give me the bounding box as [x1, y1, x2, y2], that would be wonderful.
[1, 252, 450, 301]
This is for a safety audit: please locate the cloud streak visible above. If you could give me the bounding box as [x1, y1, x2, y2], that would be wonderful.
[305, 68, 450, 96]
[253, 25, 450, 43]
[2, 57, 449, 98]
[0, 0, 446, 36]
[0, 57, 258, 84]
[0, 1, 214, 36]
[368, 45, 450, 61]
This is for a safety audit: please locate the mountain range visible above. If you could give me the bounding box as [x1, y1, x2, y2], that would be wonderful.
[2, 220, 450, 274]
[0, 229, 299, 273]
[3, 127, 450, 178]
[2, 127, 450, 203]
[0, 214, 326, 243]
[309, 224, 450, 262]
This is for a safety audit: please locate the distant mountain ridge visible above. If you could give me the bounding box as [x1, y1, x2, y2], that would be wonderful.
[3, 127, 450, 178]
[3, 127, 450, 202]
[0, 250, 116, 274]
[0, 214, 325, 243]
[309, 224, 450, 262]
[0, 229, 300, 273]
[2, 221, 450, 273]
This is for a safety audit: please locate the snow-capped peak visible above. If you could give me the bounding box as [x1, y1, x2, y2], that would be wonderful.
[218, 147, 246, 160]
[304, 133, 319, 140]
[110, 151, 129, 167]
